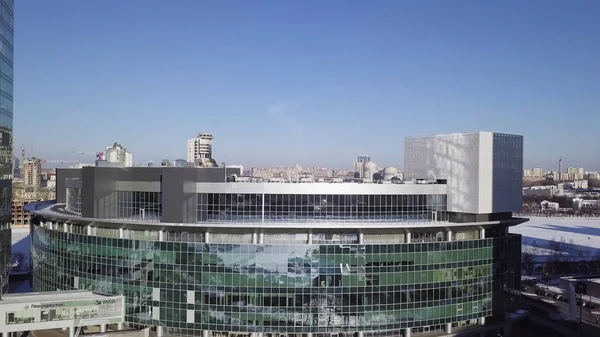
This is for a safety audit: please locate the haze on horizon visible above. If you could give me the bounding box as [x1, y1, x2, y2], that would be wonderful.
[14, 0, 600, 170]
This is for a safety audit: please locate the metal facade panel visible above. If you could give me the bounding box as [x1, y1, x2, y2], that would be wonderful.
[492, 133, 524, 213]
[405, 132, 482, 214]
[114, 181, 161, 192]
[478, 132, 494, 213]
[405, 131, 524, 215]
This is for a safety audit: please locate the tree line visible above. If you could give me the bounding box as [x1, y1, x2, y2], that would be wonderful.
[522, 237, 600, 281]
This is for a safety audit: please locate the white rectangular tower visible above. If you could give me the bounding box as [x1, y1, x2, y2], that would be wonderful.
[404, 132, 523, 215]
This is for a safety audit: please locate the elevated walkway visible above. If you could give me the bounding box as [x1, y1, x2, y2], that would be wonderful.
[30, 326, 150, 337]
[0, 290, 125, 337]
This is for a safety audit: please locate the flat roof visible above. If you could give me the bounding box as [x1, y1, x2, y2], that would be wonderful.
[0, 290, 115, 305]
[221, 180, 444, 185]
[31, 202, 529, 230]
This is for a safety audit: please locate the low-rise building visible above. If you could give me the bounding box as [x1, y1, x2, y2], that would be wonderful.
[572, 197, 599, 211]
[568, 180, 589, 189]
[540, 200, 559, 211]
[523, 185, 562, 197]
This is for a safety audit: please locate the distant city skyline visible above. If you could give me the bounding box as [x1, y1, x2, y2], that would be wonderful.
[31, 146, 600, 173]
[19, 135, 600, 172]
[14, 1, 600, 170]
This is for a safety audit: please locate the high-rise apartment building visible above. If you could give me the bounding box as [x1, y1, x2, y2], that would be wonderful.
[0, 0, 14, 295]
[187, 133, 216, 167]
[567, 167, 585, 181]
[23, 158, 42, 188]
[105, 142, 133, 167]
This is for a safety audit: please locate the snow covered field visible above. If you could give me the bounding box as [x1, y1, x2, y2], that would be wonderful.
[510, 217, 600, 260]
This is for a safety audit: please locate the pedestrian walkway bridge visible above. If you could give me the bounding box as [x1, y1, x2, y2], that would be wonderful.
[0, 290, 125, 337]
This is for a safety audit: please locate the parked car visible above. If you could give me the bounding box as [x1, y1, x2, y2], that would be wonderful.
[555, 294, 567, 301]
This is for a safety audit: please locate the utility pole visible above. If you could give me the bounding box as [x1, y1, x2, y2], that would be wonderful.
[580, 291, 583, 337]
[577, 280, 588, 337]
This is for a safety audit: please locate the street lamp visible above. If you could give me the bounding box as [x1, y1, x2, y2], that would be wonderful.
[576, 280, 588, 337]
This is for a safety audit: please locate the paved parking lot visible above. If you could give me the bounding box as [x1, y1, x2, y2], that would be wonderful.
[521, 283, 600, 326]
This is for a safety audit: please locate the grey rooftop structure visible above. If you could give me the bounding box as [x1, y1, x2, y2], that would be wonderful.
[0, 290, 116, 304]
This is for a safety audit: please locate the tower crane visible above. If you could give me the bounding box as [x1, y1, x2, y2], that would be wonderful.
[20, 145, 34, 178]
[41, 159, 80, 164]
[75, 151, 105, 161]
[20, 145, 34, 161]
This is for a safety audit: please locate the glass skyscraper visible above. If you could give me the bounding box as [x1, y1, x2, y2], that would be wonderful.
[0, 0, 14, 295]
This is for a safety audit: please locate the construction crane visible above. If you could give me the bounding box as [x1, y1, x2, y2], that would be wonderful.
[41, 159, 80, 164]
[20, 145, 34, 178]
[20, 145, 33, 161]
[75, 151, 105, 161]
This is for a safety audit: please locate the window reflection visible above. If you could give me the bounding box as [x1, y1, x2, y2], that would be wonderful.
[116, 191, 162, 221]
[30, 221, 521, 334]
[66, 187, 82, 214]
[197, 193, 448, 223]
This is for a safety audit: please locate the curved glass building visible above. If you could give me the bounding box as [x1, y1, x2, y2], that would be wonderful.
[28, 132, 525, 337]
[0, 0, 14, 295]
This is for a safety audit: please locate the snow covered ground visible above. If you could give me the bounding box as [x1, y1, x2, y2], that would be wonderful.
[511, 217, 600, 260]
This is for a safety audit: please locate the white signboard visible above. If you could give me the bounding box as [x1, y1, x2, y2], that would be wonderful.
[0, 296, 125, 333]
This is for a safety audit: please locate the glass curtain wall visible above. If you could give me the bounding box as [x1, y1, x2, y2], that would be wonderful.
[0, 0, 13, 296]
[31, 220, 520, 336]
[197, 193, 447, 223]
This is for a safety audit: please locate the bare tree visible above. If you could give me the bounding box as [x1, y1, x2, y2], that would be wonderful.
[522, 252, 535, 275]
[594, 250, 600, 262]
[547, 237, 567, 261]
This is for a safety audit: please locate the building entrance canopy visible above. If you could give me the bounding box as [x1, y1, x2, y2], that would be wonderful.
[0, 290, 124, 333]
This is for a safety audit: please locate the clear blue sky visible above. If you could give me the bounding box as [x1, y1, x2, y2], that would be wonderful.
[14, 0, 600, 169]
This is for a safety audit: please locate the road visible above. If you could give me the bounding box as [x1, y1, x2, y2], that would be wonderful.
[522, 289, 600, 326]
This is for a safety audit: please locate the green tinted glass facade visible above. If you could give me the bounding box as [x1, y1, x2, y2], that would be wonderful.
[31, 222, 521, 335]
[0, 0, 13, 295]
